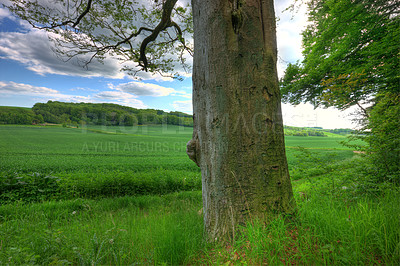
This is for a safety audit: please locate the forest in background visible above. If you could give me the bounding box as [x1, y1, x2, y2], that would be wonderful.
[0, 101, 193, 127]
[0, 102, 355, 137]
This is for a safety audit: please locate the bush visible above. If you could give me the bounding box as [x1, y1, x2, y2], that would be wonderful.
[361, 93, 400, 184]
[0, 170, 202, 203]
[0, 172, 61, 203]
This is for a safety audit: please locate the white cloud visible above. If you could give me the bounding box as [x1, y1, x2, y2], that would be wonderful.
[95, 91, 136, 100]
[108, 81, 192, 99]
[0, 80, 95, 103]
[52, 95, 93, 103]
[275, 0, 308, 78]
[111, 81, 175, 97]
[0, 7, 12, 20]
[282, 103, 357, 129]
[0, 30, 127, 79]
[0, 0, 192, 81]
[0, 0, 301, 81]
[94, 90, 147, 109]
[70, 87, 99, 92]
[0, 80, 147, 108]
[171, 100, 192, 113]
[0, 81, 58, 95]
[171, 90, 192, 99]
[0, 28, 191, 81]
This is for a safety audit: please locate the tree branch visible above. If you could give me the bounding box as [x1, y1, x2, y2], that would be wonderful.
[8, 0, 191, 76]
[31, 0, 93, 30]
[72, 0, 93, 27]
[139, 0, 178, 71]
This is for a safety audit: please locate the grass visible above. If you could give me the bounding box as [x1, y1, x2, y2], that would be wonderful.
[2, 185, 398, 265]
[1, 124, 399, 264]
[195, 188, 400, 265]
[0, 191, 204, 265]
[0, 186, 400, 265]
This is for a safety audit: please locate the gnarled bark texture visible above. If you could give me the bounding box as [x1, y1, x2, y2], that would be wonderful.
[188, 0, 295, 242]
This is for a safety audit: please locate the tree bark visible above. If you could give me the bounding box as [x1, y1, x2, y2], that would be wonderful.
[188, 0, 295, 242]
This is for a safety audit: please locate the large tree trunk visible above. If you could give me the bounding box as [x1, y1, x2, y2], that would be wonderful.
[188, 0, 295, 242]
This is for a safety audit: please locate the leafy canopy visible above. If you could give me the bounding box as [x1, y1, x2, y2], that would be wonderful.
[364, 92, 400, 183]
[280, 0, 400, 111]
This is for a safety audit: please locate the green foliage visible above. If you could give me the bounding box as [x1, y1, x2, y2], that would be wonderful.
[195, 186, 400, 265]
[0, 125, 362, 203]
[329, 128, 354, 135]
[289, 147, 342, 181]
[281, 0, 399, 109]
[0, 172, 61, 203]
[360, 93, 400, 183]
[32, 101, 193, 127]
[0, 106, 38, 125]
[0, 169, 201, 203]
[281, 0, 400, 186]
[284, 125, 327, 137]
[0, 101, 193, 126]
[295, 188, 400, 264]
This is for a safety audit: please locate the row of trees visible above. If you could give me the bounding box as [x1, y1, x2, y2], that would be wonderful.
[0, 101, 193, 127]
[284, 126, 327, 137]
[328, 128, 354, 135]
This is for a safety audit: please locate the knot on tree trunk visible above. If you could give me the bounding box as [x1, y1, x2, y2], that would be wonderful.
[186, 134, 200, 167]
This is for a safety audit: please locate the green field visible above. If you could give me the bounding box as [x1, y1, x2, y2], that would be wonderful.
[0, 124, 356, 173]
[0, 124, 195, 172]
[1, 125, 399, 265]
[0, 125, 202, 201]
[0, 124, 362, 200]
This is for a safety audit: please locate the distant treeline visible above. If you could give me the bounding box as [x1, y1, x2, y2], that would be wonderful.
[0, 101, 193, 127]
[284, 126, 354, 137]
[284, 126, 327, 137]
[0, 106, 44, 125]
[327, 128, 354, 135]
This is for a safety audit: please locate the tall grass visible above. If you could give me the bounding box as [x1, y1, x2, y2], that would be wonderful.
[2, 179, 399, 264]
[0, 191, 204, 265]
[297, 189, 400, 264]
[195, 188, 400, 265]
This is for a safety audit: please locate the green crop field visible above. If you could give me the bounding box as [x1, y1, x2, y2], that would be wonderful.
[0, 124, 360, 201]
[0, 125, 201, 201]
[0, 124, 195, 172]
[1, 125, 399, 265]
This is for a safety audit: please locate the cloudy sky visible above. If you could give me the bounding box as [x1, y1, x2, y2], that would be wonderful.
[0, 0, 356, 129]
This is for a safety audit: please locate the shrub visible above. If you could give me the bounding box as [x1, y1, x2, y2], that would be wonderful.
[361, 93, 400, 184]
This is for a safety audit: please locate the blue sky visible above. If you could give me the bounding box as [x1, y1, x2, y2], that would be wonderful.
[0, 0, 357, 129]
